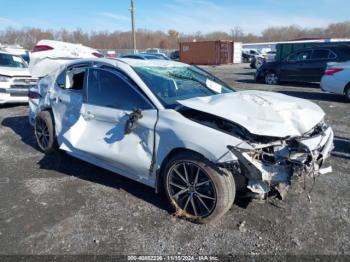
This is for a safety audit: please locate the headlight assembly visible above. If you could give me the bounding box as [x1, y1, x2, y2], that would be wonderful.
[0, 75, 11, 82]
[289, 151, 309, 163]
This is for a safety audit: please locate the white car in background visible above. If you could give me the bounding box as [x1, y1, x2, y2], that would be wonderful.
[29, 58, 333, 223]
[321, 61, 350, 101]
[0, 50, 37, 104]
[29, 40, 103, 78]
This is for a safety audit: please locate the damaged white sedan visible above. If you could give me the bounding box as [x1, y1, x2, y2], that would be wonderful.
[28, 58, 334, 223]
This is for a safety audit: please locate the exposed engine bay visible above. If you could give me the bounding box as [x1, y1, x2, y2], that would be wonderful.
[180, 107, 334, 197]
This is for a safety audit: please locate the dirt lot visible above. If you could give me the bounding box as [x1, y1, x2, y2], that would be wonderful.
[0, 64, 349, 256]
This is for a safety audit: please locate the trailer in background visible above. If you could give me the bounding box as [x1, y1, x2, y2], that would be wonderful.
[276, 40, 350, 61]
[243, 38, 350, 61]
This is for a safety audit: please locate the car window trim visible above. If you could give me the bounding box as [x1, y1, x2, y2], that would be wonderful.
[328, 50, 337, 59]
[85, 67, 155, 110]
[310, 49, 333, 60]
[287, 50, 313, 62]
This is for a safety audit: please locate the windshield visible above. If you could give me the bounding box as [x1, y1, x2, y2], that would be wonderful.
[134, 65, 234, 108]
[0, 53, 27, 68]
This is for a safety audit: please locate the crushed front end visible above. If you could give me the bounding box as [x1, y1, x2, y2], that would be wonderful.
[228, 120, 334, 198]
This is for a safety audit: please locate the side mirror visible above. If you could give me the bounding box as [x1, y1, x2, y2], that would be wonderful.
[125, 108, 143, 134]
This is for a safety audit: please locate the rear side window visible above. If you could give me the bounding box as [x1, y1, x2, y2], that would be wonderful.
[87, 68, 152, 110]
[57, 67, 87, 91]
[311, 49, 330, 59]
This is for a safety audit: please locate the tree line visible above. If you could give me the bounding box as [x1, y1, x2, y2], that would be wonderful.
[1, 21, 349, 50]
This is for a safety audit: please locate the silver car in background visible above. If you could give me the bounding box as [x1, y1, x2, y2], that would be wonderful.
[321, 61, 350, 101]
[29, 58, 334, 223]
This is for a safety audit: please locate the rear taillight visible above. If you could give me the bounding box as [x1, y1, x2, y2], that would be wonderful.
[28, 91, 41, 99]
[325, 68, 344, 76]
[92, 52, 104, 58]
[32, 45, 54, 52]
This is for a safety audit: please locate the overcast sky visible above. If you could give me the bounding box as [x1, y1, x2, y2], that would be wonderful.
[0, 0, 349, 35]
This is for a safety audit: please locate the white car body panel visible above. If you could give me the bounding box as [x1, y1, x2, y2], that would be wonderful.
[320, 61, 350, 95]
[29, 58, 334, 196]
[178, 90, 325, 138]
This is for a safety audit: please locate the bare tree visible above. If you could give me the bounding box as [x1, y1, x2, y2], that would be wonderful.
[1, 20, 349, 50]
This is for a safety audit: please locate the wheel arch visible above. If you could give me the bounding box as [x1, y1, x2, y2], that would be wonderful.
[155, 147, 207, 193]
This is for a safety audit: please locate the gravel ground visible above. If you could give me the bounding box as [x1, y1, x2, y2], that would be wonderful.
[0, 63, 349, 256]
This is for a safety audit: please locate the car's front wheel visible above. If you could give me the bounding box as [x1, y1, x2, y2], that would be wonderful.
[164, 152, 235, 224]
[265, 72, 279, 85]
[34, 111, 57, 153]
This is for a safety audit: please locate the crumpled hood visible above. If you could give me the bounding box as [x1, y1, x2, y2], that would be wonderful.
[0, 66, 31, 77]
[178, 90, 325, 138]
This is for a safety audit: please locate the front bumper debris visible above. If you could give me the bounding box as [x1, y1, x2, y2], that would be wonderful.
[227, 125, 334, 197]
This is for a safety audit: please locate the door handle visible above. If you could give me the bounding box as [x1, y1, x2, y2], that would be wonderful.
[81, 111, 95, 121]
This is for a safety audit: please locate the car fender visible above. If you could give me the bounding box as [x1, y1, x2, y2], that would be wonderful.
[153, 110, 252, 174]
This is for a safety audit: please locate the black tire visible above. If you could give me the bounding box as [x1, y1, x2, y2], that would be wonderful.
[265, 71, 279, 85]
[34, 110, 58, 154]
[163, 152, 235, 224]
[250, 60, 256, 69]
[345, 84, 350, 102]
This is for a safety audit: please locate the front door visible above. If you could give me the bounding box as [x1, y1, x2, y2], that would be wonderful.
[64, 67, 157, 183]
[280, 50, 313, 82]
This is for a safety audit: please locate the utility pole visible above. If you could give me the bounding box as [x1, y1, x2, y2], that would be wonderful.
[130, 0, 136, 53]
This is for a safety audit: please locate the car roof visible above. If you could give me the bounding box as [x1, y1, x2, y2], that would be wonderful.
[117, 58, 186, 67]
[64, 57, 187, 68]
[0, 50, 14, 55]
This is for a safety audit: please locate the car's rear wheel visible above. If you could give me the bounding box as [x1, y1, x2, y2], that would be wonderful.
[35, 111, 57, 153]
[265, 72, 279, 85]
[163, 152, 235, 224]
[345, 84, 350, 102]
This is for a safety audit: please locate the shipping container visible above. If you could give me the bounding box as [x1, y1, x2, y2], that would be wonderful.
[233, 42, 242, 64]
[179, 41, 234, 65]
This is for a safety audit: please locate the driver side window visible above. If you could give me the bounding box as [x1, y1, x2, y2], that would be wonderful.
[87, 68, 153, 110]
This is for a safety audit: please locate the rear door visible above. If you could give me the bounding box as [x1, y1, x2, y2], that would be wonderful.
[66, 67, 158, 183]
[51, 63, 90, 147]
[308, 49, 335, 81]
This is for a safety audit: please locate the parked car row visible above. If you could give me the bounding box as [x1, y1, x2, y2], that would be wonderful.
[254, 45, 350, 101]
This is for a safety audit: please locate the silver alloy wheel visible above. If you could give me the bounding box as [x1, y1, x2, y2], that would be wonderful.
[265, 73, 278, 85]
[166, 161, 217, 218]
[35, 118, 50, 150]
